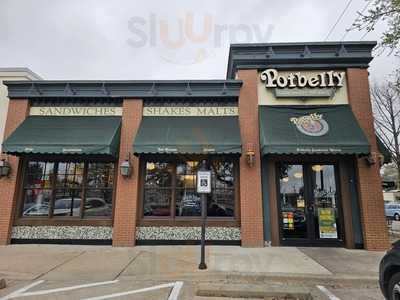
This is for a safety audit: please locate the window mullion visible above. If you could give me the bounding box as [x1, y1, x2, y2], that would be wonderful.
[49, 162, 57, 219]
[80, 161, 88, 219]
[171, 163, 177, 219]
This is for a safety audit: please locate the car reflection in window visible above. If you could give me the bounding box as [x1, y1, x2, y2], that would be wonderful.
[23, 203, 50, 216]
[84, 198, 113, 217]
[53, 198, 81, 216]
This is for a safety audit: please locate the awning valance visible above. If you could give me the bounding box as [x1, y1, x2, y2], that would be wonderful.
[133, 116, 242, 155]
[259, 105, 370, 155]
[377, 136, 392, 163]
[2, 116, 121, 157]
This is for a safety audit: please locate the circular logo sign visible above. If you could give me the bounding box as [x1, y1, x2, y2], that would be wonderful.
[296, 119, 329, 136]
[290, 113, 329, 137]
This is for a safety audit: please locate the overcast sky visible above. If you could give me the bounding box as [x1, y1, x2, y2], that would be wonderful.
[0, 0, 398, 83]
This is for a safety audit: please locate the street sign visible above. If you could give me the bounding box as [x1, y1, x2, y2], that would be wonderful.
[197, 171, 211, 194]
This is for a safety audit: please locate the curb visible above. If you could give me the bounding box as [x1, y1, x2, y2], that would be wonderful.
[118, 271, 379, 286]
[0, 278, 6, 289]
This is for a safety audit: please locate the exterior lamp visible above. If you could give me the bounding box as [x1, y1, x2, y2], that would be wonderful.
[246, 143, 256, 167]
[365, 153, 377, 166]
[120, 154, 132, 178]
[378, 154, 385, 167]
[0, 159, 11, 178]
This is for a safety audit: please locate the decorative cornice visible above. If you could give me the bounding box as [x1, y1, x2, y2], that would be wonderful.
[4, 80, 242, 99]
[226, 41, 377, 79]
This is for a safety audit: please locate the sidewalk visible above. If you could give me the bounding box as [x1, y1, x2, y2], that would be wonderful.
[0, 244, 384, 282]
[0, 245, 386, 299]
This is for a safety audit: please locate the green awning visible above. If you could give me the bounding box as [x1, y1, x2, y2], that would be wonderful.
[259, 105, 370, 155]
[377, 136, 392, 163]
[2, 116, 121, 157]
[133, 116, 242, 154]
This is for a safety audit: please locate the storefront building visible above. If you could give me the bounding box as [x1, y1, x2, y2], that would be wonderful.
[0, 41, 390, 250]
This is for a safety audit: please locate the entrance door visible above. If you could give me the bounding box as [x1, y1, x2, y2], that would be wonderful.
[277, 163, 343, 246]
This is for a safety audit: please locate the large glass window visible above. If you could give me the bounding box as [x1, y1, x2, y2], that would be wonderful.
[22, 161, 54, 217]
[21, 160, 115, 219]
[143, 159, 237, 219]
[143, 162, 173, 217]
[54, 162, 84, 217]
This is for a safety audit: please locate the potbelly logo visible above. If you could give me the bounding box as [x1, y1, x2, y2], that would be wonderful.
[290, 113, 329, 137]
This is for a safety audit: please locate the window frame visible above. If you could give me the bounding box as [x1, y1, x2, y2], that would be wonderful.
[138, 155, 240, 227]
[15, 156, 117, 226]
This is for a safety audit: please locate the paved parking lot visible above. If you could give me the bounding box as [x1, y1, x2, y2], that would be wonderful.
[0, 245, 387, 299]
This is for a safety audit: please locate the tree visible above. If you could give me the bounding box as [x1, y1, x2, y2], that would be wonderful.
[382, 162, 399, 184]
[371, 79, 400, 189]
[352, 0, 400, 55]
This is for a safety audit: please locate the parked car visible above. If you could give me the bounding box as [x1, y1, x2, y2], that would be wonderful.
[385, 203, 400, 221]
[379, 240, 400, 300]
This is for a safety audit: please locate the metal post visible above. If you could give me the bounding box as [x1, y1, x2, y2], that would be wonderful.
[198, 160, 208, 270]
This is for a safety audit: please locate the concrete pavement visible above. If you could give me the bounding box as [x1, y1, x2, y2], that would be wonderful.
[0, 245, 387, 299]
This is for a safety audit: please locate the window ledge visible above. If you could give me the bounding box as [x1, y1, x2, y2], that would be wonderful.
[14, 218, 113, 227]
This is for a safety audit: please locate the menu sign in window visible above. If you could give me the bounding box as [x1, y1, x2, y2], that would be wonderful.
[318, 208, 338, 239]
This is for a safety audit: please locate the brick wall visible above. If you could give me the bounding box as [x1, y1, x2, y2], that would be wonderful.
[347, 68, 390, 251]
[0, 99, 29, 245]
[112, 99, 143, 246]
[237, 70, 264, 247]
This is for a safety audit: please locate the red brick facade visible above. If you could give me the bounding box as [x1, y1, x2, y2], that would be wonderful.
[0, 59, 389, 251]
[0, 99, 29, 245]
[112, 99, 143, 246]
[237, 70, 265, 247]
[347, 68, 390, 251]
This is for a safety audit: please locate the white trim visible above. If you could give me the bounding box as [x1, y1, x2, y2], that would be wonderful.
[317, 285, 341, 300]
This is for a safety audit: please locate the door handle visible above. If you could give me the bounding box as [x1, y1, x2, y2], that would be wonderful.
[307, 205, 314, 213]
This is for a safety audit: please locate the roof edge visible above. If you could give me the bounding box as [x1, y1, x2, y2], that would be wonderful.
[227, 41, 377, 79]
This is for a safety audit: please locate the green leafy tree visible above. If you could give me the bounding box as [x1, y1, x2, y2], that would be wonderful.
[352, 0, 400, 54]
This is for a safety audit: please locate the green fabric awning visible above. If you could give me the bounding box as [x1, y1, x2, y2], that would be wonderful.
[259, 105, 370, 155]
[133, 116, 242, 154]
[377, 136, 392, 163]
[2, 116, 121, 157]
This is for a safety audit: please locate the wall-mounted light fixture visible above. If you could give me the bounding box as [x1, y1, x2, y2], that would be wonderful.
[0, 158, 11, 178]
[120, 153, 133, 178]
[365, 153, 377, 166]
[246, 143, 255, 167]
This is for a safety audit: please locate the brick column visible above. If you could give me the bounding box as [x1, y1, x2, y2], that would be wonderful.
[112, 99, 142, 247]
[237, 69, 264, 247]
[0, 99, 29, 245]
[347, 68, 390, 251]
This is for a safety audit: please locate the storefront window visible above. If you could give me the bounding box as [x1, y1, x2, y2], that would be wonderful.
[209, 161, 235, 217]
[54, 162, 84, 217]
[176, 161, 201, 217]
[85, 163, 114, 217]
[143, 159, 237, 219]
[21, 160, 115, 219]
[22, 161, 54, 217]
[143, 162, 173, 216]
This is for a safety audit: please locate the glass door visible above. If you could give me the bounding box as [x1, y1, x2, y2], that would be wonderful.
[311, 164, 341, 241]
[278, 164, 307, 240]
[278, 163, 343, 245]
